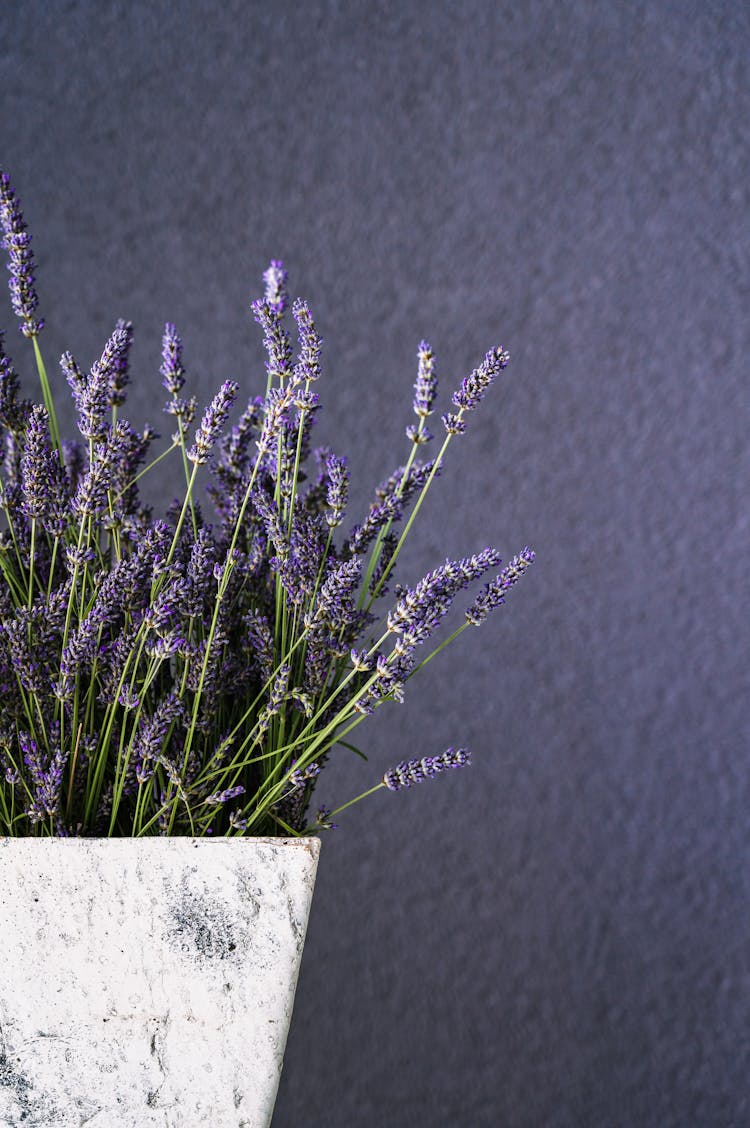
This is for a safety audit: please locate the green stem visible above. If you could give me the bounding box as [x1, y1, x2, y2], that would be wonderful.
[306, 782, 385, 828]
[31, 335, 62, 456]
[27, 517, 36, 610]
[367, 423, 461, 609]
[108, 440, 179, 505]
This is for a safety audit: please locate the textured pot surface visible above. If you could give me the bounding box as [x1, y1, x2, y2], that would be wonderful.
[0, 837, 320, 1127]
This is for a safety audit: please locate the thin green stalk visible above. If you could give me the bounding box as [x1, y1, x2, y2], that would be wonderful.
[409, 620, 469, 677]
[45, 534, 60, 600]
[108, 439, 180, 505]
[31, 336, 62, 456]
[161, 462, 198, 574]
[358, 438, 420, 609]
[26, 517, 36, 610]
[304, 782, 385, 829]
[64, 722, 83, 823]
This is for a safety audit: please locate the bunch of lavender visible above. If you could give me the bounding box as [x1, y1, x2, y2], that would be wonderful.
[0, 171, 535, 838]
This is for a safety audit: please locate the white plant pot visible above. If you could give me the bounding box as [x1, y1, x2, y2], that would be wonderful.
[0, 836, 320, 1127]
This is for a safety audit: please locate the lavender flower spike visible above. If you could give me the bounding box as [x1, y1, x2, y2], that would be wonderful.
[20, 404, 56, 520]
[292, 297, 322, 383]
[413, 339, 437, 418]
[78, 327, 130, 440]
[263, 259, 289, 316]
[0, 171, 43, 337]
[383, 747, 471, 791]
[465, 547, 535, 626]
[0, 330, 28, 433]
[442, 345, 510, 434]
[108, 318, 134, 407]
[160, 322, 185, 396]
[407, 339, 437, 444]
[21, 732, 68, 822]
[386, 548, 501, 646]
[251, 296, 293, 383]
[203, 784, 246, 807]
[325, 453, 349, 528]
[188, 380, 239, 464]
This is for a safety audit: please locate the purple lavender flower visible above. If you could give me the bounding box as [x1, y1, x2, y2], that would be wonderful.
[0, 171, 43, 337]
[0, 752, 20, 787]
[188, 381, 239, 465]
[164, 394, 197, 441]
[408, 340, 437, 444]
[306, 557, 362, 630]
[347, 492, 403, 556]
[252, 296, 293, 383]
[4, 614, 45, 692]
[61, 438, 85, 494]
[72, 441, 115, 517]
[313, 804, 338, 830]
[250, 485, 289, 565]
[60, 351, 85, 410]
[184, 528, 217, 617]
[292, 298, 322, 383]
[442, 345, 509, 434]
[267, 664, 290, 715]
[21, 732, 69, 822]
[441, 412, 466, 435]
[362, 647, 415, 707]
[77, 328, 130, 440]
[303, 625, 341, 695]
[350, 648, 373, 672]
[64, 544, 96, 573]
[291, 387, 320, 412]
[160, 322, 185, 396]
[0, 428, 24, 513]
[263, 259, 289, 316]
[59, 559, 132, 682]
[108, 319, 134, 408]
[325, 453, 348, 528]
[245, 609, 275, 684]
[368, 530, 398, 595]
[386, 548, 501, 647]
[382, 747, 470, 791]
[203, 784, 246, 806]
[217, 396, 264, 470]
[374, 458, 439, 506]
[106, 419, 157, 522]
[289, 761, 320, 788]
[406, 423, 433, 445]
[20, 405, 57, 520]
[132, 692, 185, 784]
[0, 331, 29, 433]
[118, 685, 140, 710]
[465, 547, 535, 625]
[254, 386, 292, 461]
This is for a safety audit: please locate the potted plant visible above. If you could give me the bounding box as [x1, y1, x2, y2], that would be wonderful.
[0, 170, 535, 1126]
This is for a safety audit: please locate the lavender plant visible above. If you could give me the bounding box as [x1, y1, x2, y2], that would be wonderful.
[0, 171, 535, 838]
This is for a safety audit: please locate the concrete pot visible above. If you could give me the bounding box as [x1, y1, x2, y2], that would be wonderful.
[0, 836, 320, 1127]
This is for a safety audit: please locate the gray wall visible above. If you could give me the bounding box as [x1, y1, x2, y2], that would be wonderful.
[4, 2, 748, 1125]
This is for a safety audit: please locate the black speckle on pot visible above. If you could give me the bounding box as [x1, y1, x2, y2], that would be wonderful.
[0, 1043, 62, 1126]
[163, 872, 250, 963]
[0, 1047, 32, 1105]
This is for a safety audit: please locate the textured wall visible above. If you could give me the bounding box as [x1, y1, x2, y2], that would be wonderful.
[3, 2, 748, 1125]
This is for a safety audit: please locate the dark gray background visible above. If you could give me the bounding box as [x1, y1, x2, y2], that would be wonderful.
[3, 1, 748, 1125]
